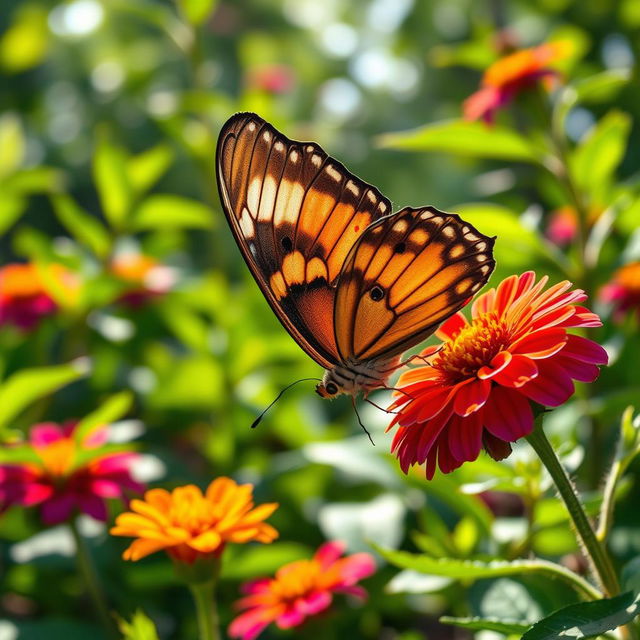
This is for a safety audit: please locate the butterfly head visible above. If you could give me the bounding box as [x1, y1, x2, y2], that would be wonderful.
[316, 371, 344, 399]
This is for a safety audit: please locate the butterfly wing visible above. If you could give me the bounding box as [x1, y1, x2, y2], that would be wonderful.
[216, 112, 392, 368]
[334, 206, 495, 362]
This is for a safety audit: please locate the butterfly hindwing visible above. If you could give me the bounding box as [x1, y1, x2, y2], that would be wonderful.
[216, 112, 391, 368]
[334, 207, 496, 362]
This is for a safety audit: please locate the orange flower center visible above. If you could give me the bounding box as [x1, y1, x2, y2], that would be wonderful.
[36, 438, 76, 477]
[271, 560, 323, 602]
[616, 263, 640, 293]
[434, 312, 510, 381]
[168, 487, 220, 535]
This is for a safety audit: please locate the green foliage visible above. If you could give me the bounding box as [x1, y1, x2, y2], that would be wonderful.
[117, 610, 160, 640]
[522, 591, 640, 639]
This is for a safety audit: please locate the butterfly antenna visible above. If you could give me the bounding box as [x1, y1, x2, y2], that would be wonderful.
[251, 378, 322, 429]
[364, 397, 399, 415]
[352, 396, 375, 446]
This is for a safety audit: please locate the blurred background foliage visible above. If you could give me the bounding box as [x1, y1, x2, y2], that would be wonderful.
[1, 0, 640, 638]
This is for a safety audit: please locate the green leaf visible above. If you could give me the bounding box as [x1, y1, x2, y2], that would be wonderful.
[74, 391, 134, 443]
[177, 0, 217, 25]
[0, 192, 26, 234]
[0, 113, 25, 178]
[0, 361, 89, 437]
[117, 609, 160, 640]
[93, 132, 132, 229]
[376, 119, 540, 162]
[572, 110, 631, 196]
[51, 195, 112, 258]
[522, 591, 640, 639]
[441, 616, 530, 635]
[131, 194, 214, 230]
[2, 167, 65, 194]
[573, 69, 632, 104]
[0, 444, 40, 464]
[374, 547, 601, 600]
[127, 144, 174, 195]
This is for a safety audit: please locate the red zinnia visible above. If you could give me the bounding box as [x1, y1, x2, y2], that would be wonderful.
[388, 271, 607, 479]
[601, 262, 640, 322]
[463, 41, 570, 123]
[229, 541, 375, 640]
[0, 422, 143, 524]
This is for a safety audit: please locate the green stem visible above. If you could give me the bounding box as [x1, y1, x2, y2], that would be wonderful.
[189, 580, 219, 640]
[69, 518, 117, 638]
[526, 422, 620, 597]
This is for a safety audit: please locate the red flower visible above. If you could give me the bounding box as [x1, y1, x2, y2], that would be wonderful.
[229, 541, 375, 640]
[463, 41, 570, 123]
[0, 263, 78, 330]
[601, 262, 640, 322]
[546, 206, 579, 246]
[0, 422, 143, 524]
[389, 272, 607, 479]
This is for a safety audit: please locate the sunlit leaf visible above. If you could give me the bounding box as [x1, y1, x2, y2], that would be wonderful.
[74, 391, 134, 444]
[127, 144, 174, 195]
[386, 570, 452, 594]
[51, 195, 111, 258]
[0, 6, 49, 73]
[0, 192, 26, 234]
[377, 120, 540, 162]
[2, 167, 65, 194]
[93, 132, 132, 230]
[131, 194, 214, 230]
[572, 110, 631, 198]
[177, 0, 217, 25]
[117, 609, 160, 640]
[374, 547, 600, 600]
[0, 113, 25, 178]
[522, 591, 640, 639]
[441, 616, 530, 634]
[0, 361, 89, 437]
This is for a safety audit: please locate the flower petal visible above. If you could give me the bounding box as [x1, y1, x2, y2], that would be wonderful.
[483, 387, 534, 441]
[510, 327, 567, 359]
[436, 312, 468, 340]
[448, 412, 483, 463]
[520, 359, 575, 406]
[478, 350, 512, 379]
[493, 354, 538, 388]
[561, 334, 608, 365]
[453, 379, 491, 416]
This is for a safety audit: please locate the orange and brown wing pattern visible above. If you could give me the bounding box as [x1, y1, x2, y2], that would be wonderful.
[216, 112, 391, 367]
[334, 206, 495, 362]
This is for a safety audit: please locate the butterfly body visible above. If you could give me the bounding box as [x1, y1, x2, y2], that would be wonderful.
[216, 112, 496, 404]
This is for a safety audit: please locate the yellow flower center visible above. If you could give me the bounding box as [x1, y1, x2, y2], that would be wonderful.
[434, 312, 510, 381]
[272, 560, 322, 601]
[36, 438, 76, 477]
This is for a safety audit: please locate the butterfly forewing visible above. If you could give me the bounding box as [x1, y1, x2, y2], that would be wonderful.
[216, 112, 391, 368]
[334, 207, 495, 362]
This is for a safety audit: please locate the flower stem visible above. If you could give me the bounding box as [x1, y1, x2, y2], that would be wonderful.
[69, 518, 117, 638]
[189, 580, 220, 640]
[525, 422, 620, 597]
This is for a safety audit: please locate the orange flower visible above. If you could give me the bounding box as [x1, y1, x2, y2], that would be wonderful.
[601, 262, 640, 322]
[389, 272, 607, 479]
[110, 477, 278, 564]
[463, 41, 570, 123]
[110, 252, 175, 307]
[229, 541, 375, 640]
[0, 262, 79, 330]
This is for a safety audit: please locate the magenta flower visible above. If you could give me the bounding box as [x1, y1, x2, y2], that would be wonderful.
[0, 422, 143, 524]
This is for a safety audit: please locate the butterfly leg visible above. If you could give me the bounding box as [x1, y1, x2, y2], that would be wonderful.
[351, 396, 375, 446]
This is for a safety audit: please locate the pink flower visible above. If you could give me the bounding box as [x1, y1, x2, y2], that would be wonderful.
[388, 272, 607, 479]
[229, 541, 376, 640]
[0, 422, 143, 524]
[546, 206, 578, 246]
[111, 252, 175, 308]
[247, 65, 295, 94]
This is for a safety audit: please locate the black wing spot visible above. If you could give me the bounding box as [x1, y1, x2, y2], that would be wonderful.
[370, 285, 385, 301]
[394, 242, 406, 254]
[281, 236, 293, 253]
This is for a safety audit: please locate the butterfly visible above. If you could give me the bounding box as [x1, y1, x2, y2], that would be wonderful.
[216, 112, 495, 402]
